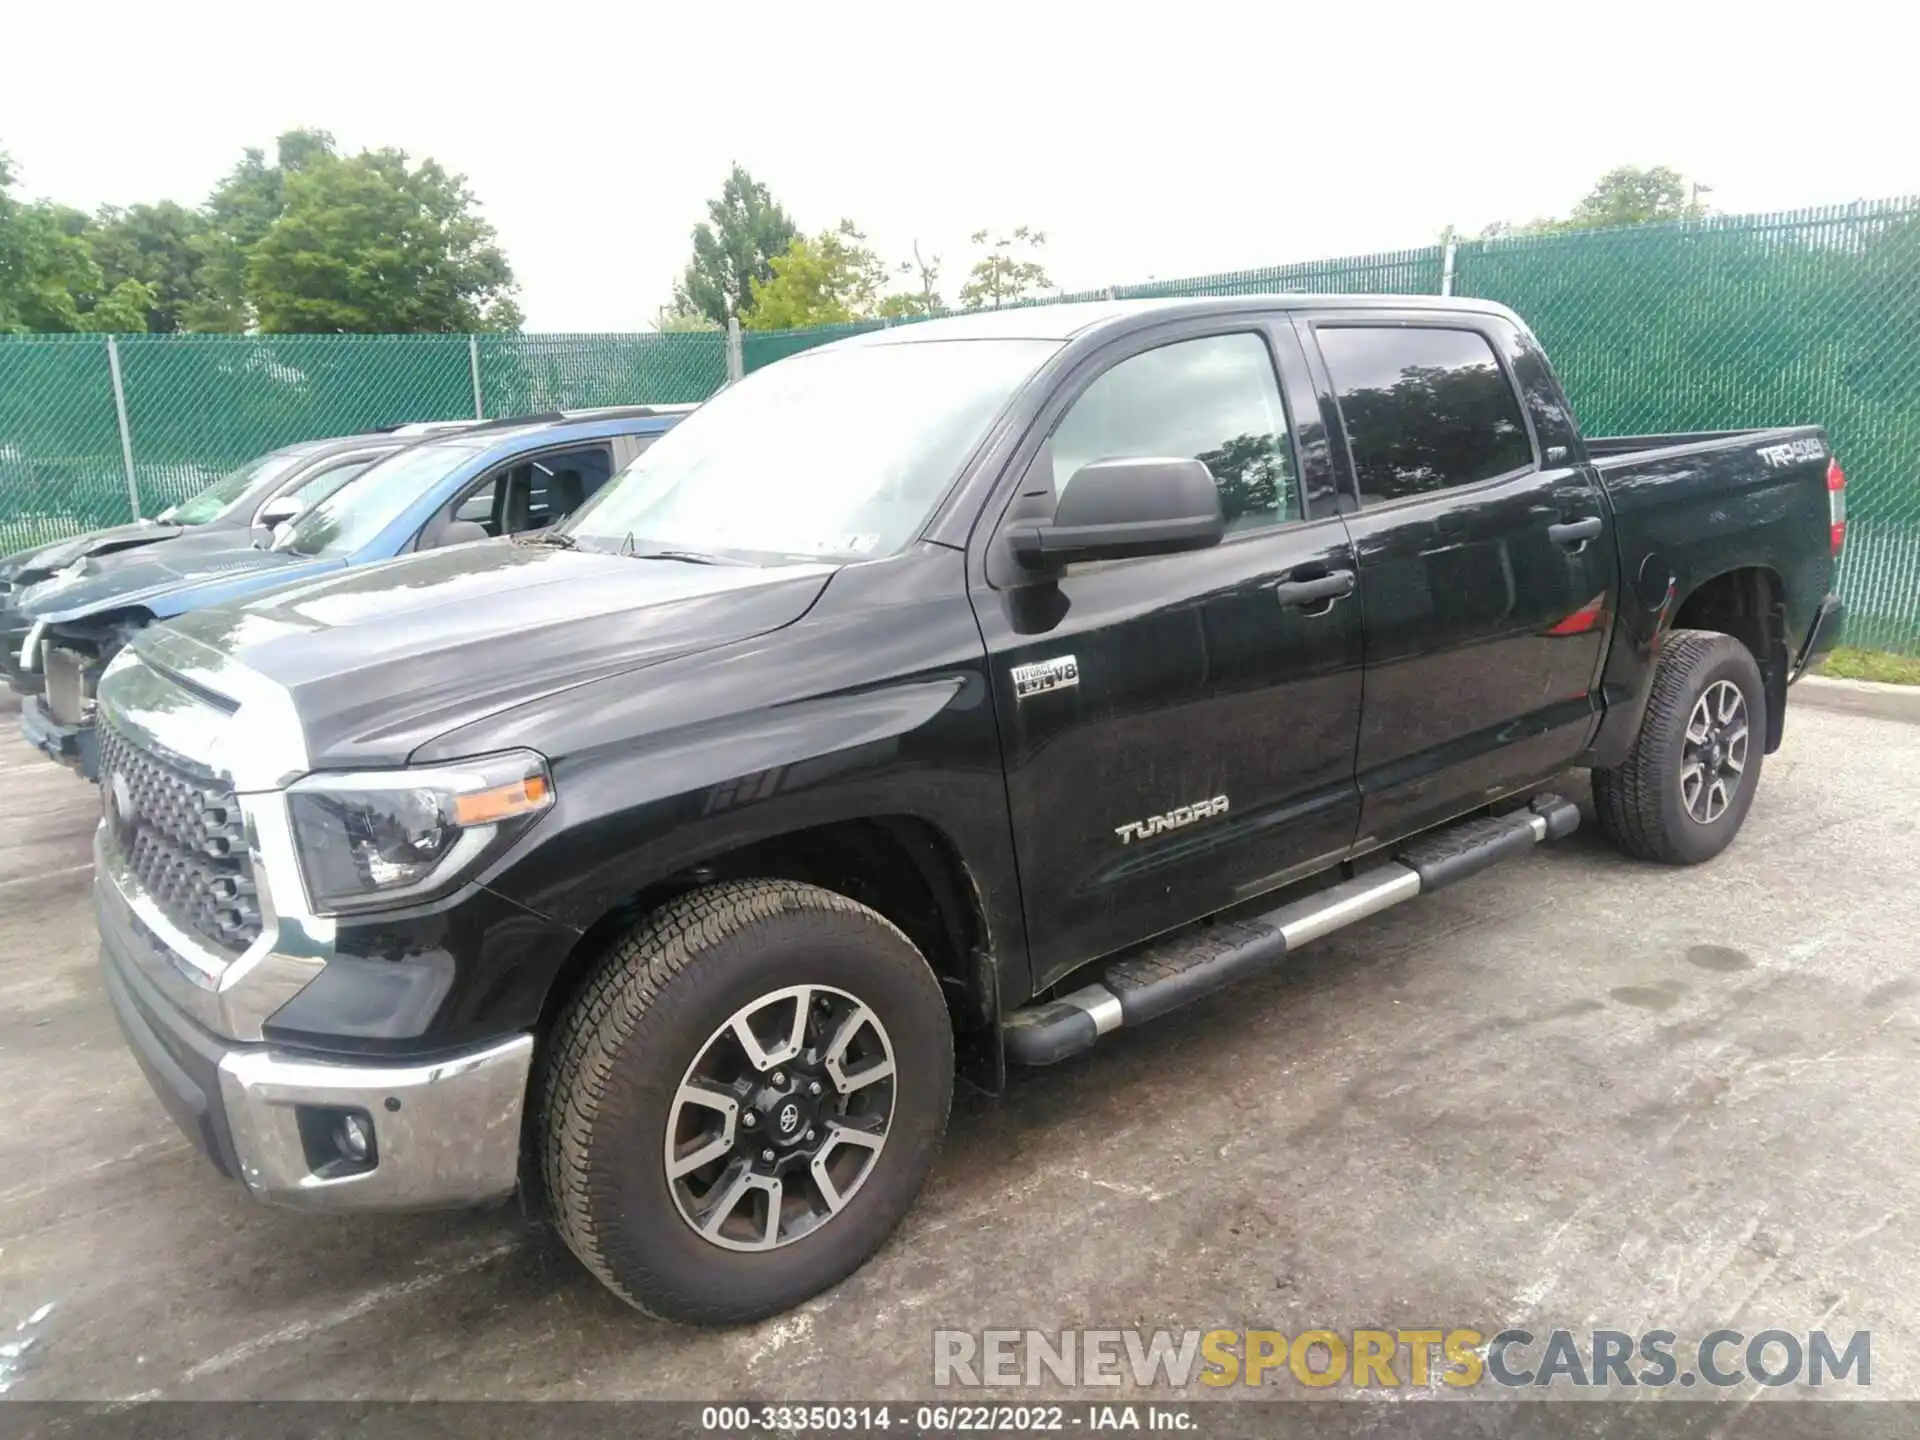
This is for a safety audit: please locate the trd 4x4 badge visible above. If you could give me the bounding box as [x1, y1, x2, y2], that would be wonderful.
[1011, 655, 1078, 700]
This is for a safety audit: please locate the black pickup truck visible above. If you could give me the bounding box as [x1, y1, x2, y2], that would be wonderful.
[91, 296, 1845, 1325]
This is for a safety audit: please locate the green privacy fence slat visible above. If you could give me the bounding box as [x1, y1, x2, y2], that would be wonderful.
[2, 203, 1917, 651]
[0, 331, 726, 555]
[1451, 200, 1920, 654]
[741, 317, 894, 372]
[477, 332, 726, 414]
[116, 334, 476, 520]
[1114, 244, 1445, 299]
[0, 336, 128, 551]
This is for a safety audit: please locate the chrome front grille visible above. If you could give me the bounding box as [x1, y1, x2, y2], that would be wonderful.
[98, 722, 261, 954]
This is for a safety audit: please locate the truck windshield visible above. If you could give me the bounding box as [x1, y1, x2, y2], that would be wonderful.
[562, 339, 1058, 562]
[160, 445, 319, 526]
[281, 440, 489, 558]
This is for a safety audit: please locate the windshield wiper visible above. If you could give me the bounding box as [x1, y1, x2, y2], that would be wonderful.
[517, 529, 576, 549]
[627, 548, 743, 566]
[616, 531, 743, 565]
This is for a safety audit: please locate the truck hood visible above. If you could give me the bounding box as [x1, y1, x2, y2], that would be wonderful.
[15, 539, 303, 623]
[0, 519, 186, 588]
[154, 543, 839, 768]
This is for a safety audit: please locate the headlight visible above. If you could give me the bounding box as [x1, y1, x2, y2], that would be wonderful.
[286, 750, 555, 914]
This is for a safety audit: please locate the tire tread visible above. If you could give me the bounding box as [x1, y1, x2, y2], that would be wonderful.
[538, 879, 941, 1321]
[1592, 628, 1759, 864]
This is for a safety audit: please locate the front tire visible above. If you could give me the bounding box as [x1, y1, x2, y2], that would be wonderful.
[539, 879, 953, 1324]
[1592, 628, 1766, 865]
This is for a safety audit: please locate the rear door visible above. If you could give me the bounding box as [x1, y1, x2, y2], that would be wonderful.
[971, 316, 1365, 992]
[1301, 312, 1615, 845]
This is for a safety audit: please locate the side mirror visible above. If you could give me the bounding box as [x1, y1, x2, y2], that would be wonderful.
[269, 521, 297, 551]
[256, 496, 304, 530]
[1005, 456, 1224, 570]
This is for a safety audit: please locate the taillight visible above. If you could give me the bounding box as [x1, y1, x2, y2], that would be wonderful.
[1827, 457, 1847, 556]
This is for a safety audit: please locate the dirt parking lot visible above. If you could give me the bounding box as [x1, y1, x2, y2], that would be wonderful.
[1, 691, 1916, 1407]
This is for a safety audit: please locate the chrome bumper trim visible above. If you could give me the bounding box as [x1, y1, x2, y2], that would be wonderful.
[219, 1034, 534, 1211]
[91, 642, 336, 1042]
[94, 823, 326, 1043]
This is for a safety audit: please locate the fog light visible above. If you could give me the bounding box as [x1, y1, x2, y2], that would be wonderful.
[336, 1112, 373, 1163]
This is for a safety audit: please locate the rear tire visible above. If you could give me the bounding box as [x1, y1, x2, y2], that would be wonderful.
[1592, 628, 1766, 865]
[539, 879, 953, 1325]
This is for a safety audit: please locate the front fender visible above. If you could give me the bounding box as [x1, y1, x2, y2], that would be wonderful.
[458, 550, 1031, 1009]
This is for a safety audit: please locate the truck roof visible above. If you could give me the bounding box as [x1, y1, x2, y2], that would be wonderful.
[450, 406, 692, 448]
[828, 293, 1523, 347]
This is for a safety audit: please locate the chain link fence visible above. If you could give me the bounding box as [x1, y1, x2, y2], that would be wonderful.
[0, 332, 727, 553]
[1453, 201, 1920, 655]
[2, 202, 1915, 650]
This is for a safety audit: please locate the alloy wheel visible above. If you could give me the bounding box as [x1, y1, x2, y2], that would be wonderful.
[664, 984, 897, 1252]
[1680, 679, 1750, 825]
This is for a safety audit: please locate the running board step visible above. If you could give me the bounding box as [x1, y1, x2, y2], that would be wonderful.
[1003, 793, 1580, 1066]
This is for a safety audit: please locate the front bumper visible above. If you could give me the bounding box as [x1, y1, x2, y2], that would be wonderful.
[20, 694, 98, 779]
[97, 839, 534, 1211]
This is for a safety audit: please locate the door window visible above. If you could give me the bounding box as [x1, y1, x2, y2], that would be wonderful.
[1317, 326, 1534, 505]
[1048, 333, 1298, 535]
[281, 456, 380, 512]
[437, 444, 613, 541]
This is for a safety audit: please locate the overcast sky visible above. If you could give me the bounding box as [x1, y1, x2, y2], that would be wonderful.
[5, 0, 1915, 333]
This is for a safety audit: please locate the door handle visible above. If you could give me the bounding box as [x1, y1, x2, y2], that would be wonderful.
[1547, 516, 1603, 547]
[1273, 569, 1356, 610]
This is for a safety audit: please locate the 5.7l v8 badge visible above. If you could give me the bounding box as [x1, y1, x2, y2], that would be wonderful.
[1011, 655, 1079, 700]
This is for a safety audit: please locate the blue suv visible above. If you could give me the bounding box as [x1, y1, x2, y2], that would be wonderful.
[19, 405, 692, 776]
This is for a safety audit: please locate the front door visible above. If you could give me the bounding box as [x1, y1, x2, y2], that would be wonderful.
[1305, 315, 1616, 845]
[971, 322, 1366, 992]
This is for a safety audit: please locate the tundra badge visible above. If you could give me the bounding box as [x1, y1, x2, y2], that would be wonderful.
[1012, 655, 1079, 699]
[1115, 795, 1230, 845]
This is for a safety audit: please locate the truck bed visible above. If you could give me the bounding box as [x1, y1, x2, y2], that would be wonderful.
[1585, 422, 1837, 701]
[1586, 425, 1823, 466]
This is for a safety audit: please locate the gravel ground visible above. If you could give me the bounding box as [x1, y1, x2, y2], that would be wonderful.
[0, 695, 1914, 1416]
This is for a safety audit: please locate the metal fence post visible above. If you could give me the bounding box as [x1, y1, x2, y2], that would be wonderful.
[726, 316, 745, 385]
[468, 334, 486, 419]
[1440, 240, 1458, 297]
[106, 337, 141, 520]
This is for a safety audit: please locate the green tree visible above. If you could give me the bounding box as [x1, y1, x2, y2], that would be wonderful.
[1478, 165, 1709, 239]
[959, 226, 1053, 310]
[653, 303, 720, 333]
[186, 128, 336, 331]
[86, 201, 207, 332]
[743, 221, 887, 331]
[878, 240, 942, 319]
[74, 278, 158, 332]
[0, 150, 156, 332]
[674, 164, 799, 326]
[247, 149, 520, 332]
[1564, 165, 1707, 230]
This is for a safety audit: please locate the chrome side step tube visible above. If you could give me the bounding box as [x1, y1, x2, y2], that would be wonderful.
[1002, 794, 1579, 1066]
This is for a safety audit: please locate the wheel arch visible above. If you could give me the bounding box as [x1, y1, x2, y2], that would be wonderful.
[532, 814, 1005, 1094]
[1669, 564, 1789, 752]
